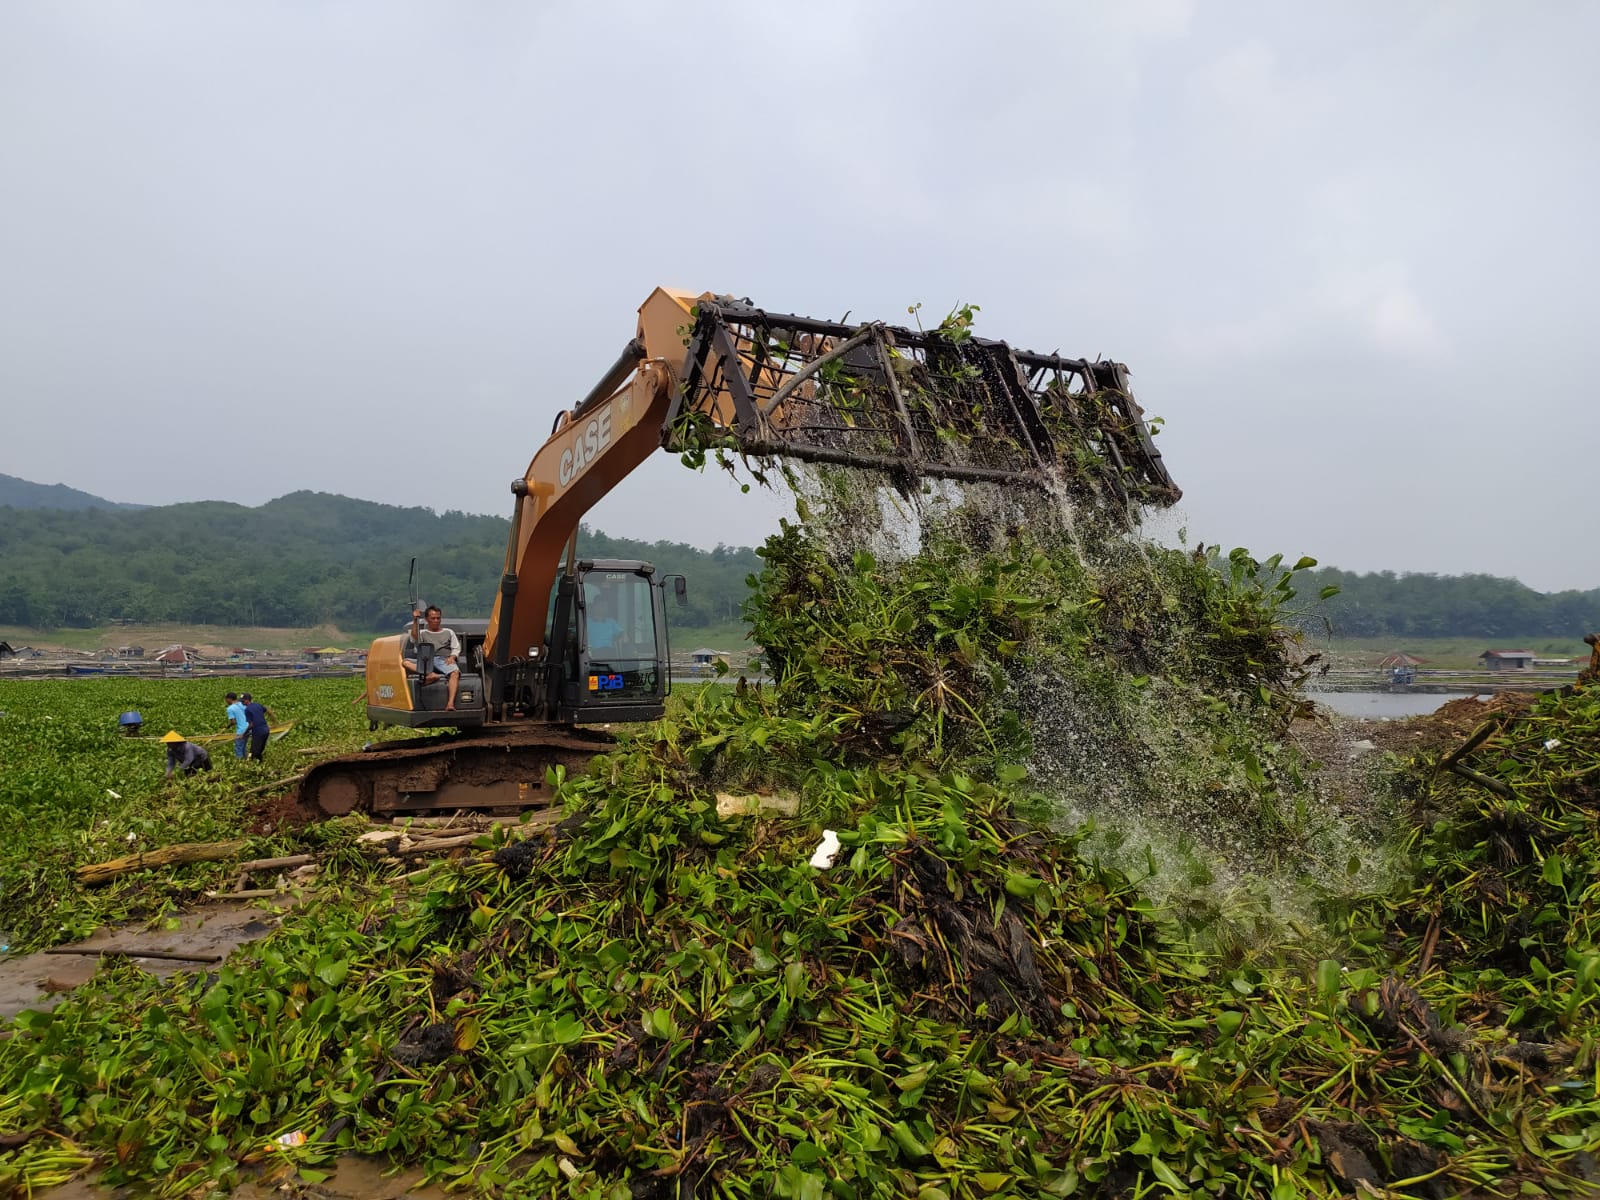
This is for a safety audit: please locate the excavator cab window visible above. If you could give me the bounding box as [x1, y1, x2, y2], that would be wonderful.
[575, 566, 663, 709]
[581, 571, 656, 660]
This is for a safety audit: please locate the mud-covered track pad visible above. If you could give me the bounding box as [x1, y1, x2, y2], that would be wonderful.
[300, 727, 612, 816]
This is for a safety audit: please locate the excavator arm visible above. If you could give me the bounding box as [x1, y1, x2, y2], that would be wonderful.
[485, 288, 701, 669]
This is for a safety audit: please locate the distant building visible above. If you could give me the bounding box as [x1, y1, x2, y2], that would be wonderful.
[116, 645, 145, 658]
[153, 644, 202, 666]
[1377, 652, 1424, 669]
[690, 648, 732, 667]
[1479, 649, 1536, 671]
[1379, 652, 1422, 686]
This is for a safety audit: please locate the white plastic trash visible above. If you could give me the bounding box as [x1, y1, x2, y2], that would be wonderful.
[809, 829, 842, 869]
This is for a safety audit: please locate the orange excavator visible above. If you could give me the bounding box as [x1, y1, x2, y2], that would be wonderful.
[299, 288, 1180, 816]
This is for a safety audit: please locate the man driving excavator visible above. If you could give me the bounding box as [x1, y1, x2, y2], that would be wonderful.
[586, 593, 625, 653]
[404, 605, 461, 710]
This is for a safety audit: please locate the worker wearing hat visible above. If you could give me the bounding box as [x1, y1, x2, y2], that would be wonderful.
[162, 731, 213, 778]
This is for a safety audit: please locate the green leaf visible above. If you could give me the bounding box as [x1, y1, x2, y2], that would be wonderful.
[1314, 958, 1341, 1000]
[1149, 1156, 1189, 1192]
[552, 1014, 585, 1045]
[890, 1121, 930, 1161]
[1004, 873, 1042, 899]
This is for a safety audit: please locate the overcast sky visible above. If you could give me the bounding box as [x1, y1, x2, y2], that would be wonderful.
[2, 2, 1594, 591]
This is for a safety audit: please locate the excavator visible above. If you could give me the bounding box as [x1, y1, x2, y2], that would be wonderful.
[299, 288, 1181, 817]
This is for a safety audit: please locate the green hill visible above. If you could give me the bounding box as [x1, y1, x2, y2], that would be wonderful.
[6, 473, 1594, 641]
[1301, 566, 1600, 640]
[0, 472, 143, 511]
[0, 489, 762, 632]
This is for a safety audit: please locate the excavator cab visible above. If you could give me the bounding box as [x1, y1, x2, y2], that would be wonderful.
[544, 560, 673, 723]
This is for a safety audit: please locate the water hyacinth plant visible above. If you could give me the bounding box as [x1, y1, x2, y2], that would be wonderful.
[1, 472, 1599, 1196]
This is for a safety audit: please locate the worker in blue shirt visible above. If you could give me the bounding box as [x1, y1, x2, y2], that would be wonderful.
[241, 693, 274, 762]
[224, 692, 249, 759]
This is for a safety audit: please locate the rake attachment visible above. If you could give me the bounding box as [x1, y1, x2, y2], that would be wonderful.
[664, 297, 1180, 513]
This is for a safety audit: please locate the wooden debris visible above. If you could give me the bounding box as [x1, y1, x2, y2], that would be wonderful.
[205, 887, 289, 901]
[44, 946, 223, 964]
[716, 791, 800, 819]
[76, 839, 250, 886]
[387, 813, 496, 830]
[235, 853, 314, 875]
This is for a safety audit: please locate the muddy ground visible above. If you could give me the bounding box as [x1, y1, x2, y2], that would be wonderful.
[41, 1155, 449, 1200]
[0, 899, 303, 1023]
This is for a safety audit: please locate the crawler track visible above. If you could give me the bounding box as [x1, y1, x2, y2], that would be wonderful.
[299, 726, 615, 817]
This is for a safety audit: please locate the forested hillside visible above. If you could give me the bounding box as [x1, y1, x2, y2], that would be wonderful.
[4, 485, 1595, 638]
[1302, 567, 1600, 639]
[0, 472, 142, 511]
[0, 491, 762, 631]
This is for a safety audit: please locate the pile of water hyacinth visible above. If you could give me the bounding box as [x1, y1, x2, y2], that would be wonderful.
[3, 480, 1600, 1198]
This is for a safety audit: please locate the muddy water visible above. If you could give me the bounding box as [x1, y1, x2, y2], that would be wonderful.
[43, 1155, 449, 1200]
[1309, 689, 1491, 719]
[0, 898, 301, 1022]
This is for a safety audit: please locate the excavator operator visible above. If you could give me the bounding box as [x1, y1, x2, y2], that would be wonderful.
[587, 593, 630, 654]
[404, 605, 461, 711]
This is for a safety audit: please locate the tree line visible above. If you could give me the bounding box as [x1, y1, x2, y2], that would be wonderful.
[0, 491, 763, 632]
[3, 489, 1594, 640]
[1298, 567, 1600, 640]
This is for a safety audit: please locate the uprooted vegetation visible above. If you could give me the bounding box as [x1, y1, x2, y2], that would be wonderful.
[5, 463, 1600, 1197]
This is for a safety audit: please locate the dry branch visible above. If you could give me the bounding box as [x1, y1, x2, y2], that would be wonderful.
[45, 946, 224, 963]
[235, 853, 315, 874]
[234, 774, 304, 799]
[76, 840, 250, 886]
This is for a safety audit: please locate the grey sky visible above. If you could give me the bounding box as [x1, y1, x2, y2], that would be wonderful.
[2, 2, 1594, 591]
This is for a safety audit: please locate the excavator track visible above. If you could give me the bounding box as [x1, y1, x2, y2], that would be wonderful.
[299, 726, 616, 817]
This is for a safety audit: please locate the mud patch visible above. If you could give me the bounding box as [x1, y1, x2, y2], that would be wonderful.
[0, 899, 300, 1022]
[247, 788, 321, 834]
[39, 1154, 449, 1200]
[1365, 690, 1538, 758]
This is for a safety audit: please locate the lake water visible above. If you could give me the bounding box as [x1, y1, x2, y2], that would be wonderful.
[1307, 690, 1490, 719]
